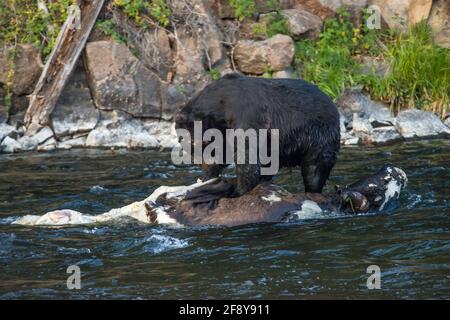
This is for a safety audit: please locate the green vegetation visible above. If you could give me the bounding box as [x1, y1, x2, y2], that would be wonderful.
[208, 68, 221, 81]
[228, 0, 257, 21]
[294, 9, 449, 116]
[0, 0, 75, 110]
[0, 0, 74, 56]
[363, 22, 449, 115]
[0, 2, 448, 117]
[252, 11, 289, 38]
[112, 0, 171, 27]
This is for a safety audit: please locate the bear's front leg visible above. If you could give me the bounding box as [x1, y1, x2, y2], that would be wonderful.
[301, 150, 337, 193]
[235, 163, 261, 196]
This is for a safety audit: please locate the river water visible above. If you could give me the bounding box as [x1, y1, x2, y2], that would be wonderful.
[0, 140, 449, 299]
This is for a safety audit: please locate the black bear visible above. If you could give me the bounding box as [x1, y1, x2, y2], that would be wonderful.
[174, 73, 340, 195]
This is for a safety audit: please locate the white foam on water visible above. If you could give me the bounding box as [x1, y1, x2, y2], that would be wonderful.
[0, 216, 19, 225]
[143, 235, 189, 254]
[89, 185, 107, 194]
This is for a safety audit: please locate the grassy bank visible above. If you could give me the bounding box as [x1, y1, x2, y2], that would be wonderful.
[294, 10, 449, 117]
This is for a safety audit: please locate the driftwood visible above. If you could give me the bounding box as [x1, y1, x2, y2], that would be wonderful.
[24, 0, 105, 128]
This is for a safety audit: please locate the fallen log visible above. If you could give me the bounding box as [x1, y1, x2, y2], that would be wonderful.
[24, 0, 105, 129]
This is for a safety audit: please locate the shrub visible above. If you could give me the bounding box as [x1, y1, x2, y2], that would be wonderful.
[294, 9, 449, 116]
[228, 0, 257, 21]
[0, 0, 74, 57]
[112, 0, 171, 27]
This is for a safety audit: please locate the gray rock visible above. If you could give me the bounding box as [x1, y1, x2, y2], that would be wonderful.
[37, 138, 57, 152]
[142, 120, 179, 150]
[33, 127, 54, 144]
[428, 0, 450, 48]
[234, 34, 295, 74]
[352, 114, 373, 134]
[52, 88, 99, 138]
[85, 41, 172, 120]
[0, 44, 43, 95]
[272, 67, 294, 79]
[369, 126, 402, 144]
[17, 126, 53, 151]
[0, 123, 15, 144]
[172, 0, 230, 94]
[57, 136, 87, 150]
[337, 88, 394, 124]
[110, 14, 174, 80]
[395, 109, 450, 138]
[0, 136, 21, 153]
[282, 9, 322, 39]
[320, 0, 368, 11]
[290, 0, 336, 20]
[339, 113, 347, 134]
[444, 116, 450, 128]
[370, 0, 432, 32]
[341, 133, 360, 145]
[86, 119, 159, 149]
[51, 64, 99, 137]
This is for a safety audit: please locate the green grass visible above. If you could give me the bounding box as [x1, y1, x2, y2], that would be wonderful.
[228, 0, 257, 21]
[363, 22, 449, 116]
[294, 9, 449, 117]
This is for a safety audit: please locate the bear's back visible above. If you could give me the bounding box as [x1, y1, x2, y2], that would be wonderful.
[188, 74, 339, 131]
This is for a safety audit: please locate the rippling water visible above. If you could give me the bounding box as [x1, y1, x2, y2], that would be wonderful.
[0, 140, 449, 299]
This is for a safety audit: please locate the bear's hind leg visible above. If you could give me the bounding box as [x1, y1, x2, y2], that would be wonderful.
[301, 149, 337, 193]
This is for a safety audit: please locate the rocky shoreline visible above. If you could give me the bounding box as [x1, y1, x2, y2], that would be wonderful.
[0, 0, 449, 153]
[1, 85, 449, 154]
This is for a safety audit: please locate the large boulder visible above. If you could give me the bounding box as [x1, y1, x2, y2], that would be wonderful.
[143, 120, 179, 150]
[427, 0, 450, 48]
[319, 0, 368, 11]
[0, 123, 16, 144]
[368, 126, 402, 144]
[0, 44, 43, 95]
[85, 111, 159, 149]
[0, 136, 21, 153]
[369, 0, 432, 32]
[172, 0, 231, 91]
[351, 113, 402, 144]
[234, 34, 295, 74]
[56, 135, 87, 150]
[51, 65, 99, 138]
[290, 0, 336, 20]
[85, 40, 175, 120]
[282, 9, 323, 39]
[395, 109, 450, 138]
[336, 88, 394, 126]
[110, 8, 174, 80]
[16, 126, 54, 151]
[51, 87, 99, 138]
